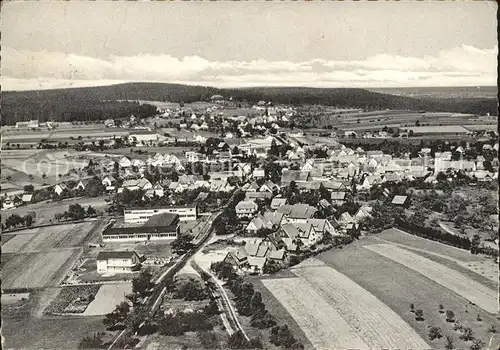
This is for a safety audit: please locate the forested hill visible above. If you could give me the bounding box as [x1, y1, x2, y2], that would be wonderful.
[2, 82, 497, 124]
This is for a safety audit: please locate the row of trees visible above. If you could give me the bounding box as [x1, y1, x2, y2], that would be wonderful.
[212, 261, 304, 349]
[3, 213, 35, 230]
[54, 204, 97, 222]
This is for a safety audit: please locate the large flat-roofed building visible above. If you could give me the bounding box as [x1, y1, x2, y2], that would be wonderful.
[103, 213, 180, 242]
[124, 204, 197, 224]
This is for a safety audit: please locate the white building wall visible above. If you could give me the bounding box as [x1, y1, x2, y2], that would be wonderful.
[124, 207, 196, 224]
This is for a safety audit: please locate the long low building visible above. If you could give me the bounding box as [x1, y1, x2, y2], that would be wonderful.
[103, 213, 180, 242]
[124, 204, 197, 224]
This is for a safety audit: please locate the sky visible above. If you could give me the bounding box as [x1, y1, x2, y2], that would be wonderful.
[1, 1, 497, 91]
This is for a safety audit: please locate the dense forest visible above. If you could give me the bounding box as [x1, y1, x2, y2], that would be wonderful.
[2, 83, 497, 125]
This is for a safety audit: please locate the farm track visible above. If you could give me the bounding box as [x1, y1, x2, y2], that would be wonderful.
[365, 244, 498, 314]
[291, 259, 430, 349]
[262, 277, 369, 350]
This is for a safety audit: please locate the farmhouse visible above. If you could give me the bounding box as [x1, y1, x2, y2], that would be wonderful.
[124, 204, 197, 224]
[119, 157, 132, 168]
[96, 251, 141, 274]
[128, 130, 159, 144]
[223, 248, 249, 269]
[235, 200, 259, 219]
[54, 183, 69, 195]
[121, 178, 153, 192]
[278, 203, 317, 223]
[246, 212, 284, 235]
[102, 175, 116, 188]
[278, 222, 321, 250]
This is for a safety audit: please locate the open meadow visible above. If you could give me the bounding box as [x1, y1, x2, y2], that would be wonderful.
[258, 228, 499, 350]
[264, 259, 429, 350]
[2, 197, 109, 225]
[2, 249, 82, 289]
[2, 316, 106, 350]
[1, 221, 105, 289]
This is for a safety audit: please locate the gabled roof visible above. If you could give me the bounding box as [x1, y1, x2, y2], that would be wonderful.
[391, 195, 408, 205]
[268, 249, 285, 260]
[244, 242, 260, 256]
[319, 198, 331, 208]
[22, 194, 33, 202]
[281, 170, 309, 184]
[280, 223, 301, 239]
[307, 218, 329, 233]
[331, 191, 346, 200]
[339, 211, 354, 223]
[277, 203, 317, 219]
[245, 191, 272, 200]
[235, 200, 258, 211]
[270, 197, 287, 209]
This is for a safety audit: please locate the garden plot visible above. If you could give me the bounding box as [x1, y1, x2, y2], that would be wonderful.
[2, 249, 81, 289]
[18, 222, 95, 252]
[365, 244, 498, 314]
[291, 259, 429, 349]
[83, 283, 132, 316]
[1, 233, 36, 253]
[262, 277, 369, 349]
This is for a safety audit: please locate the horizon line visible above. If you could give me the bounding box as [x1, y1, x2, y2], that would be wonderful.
[4, 81, 498, 93]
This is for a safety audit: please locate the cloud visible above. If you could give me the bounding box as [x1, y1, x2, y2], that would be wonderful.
[1, 45, 497, 90]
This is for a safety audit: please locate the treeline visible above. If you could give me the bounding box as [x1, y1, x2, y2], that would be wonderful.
[212, 261, 305, 349]
[3, 83, 497, 125]
[2, 98, 157, 125]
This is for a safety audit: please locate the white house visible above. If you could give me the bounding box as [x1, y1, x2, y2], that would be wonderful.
[96, 251, 141, 274]
[235, 200, 259, 219]
[54, 183, 69, 196]
[279, 222, 321, 250]
[119, 157, 132, 168]
[102, 175, 116, 188]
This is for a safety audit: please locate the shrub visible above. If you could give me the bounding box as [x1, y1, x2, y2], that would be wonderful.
[487, 324, 497, 333]
[429, 327, 443, 340]
[445, 336, 455, 350]
[446, 310, 455, 322]
[439, 304, 445, 313]
[460, 327, 474, 341]
[470, 339, 485, 350]
[476, 314, 482, 322]
[410, 303, 415, 313]
[415, 309, 424, 321]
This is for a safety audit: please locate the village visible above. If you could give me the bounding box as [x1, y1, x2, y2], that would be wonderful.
[2, 96, 499, 350]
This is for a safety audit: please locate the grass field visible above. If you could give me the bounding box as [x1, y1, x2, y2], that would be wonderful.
[2, 221, 104, 289]
[255, 227, 499, 349]
[2, 316, 106, 349]
[288, 259, 429, 349]
[1, 232, 36, 253]
[314, 233, 499, 349]
[2, 197, 108, 225]
[262, 277, 371, 349]
[2, 249, 82, 289]
[364, 244, 498, 314]
[8, 222, 97, 252]
[83, 283, 132, 316]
